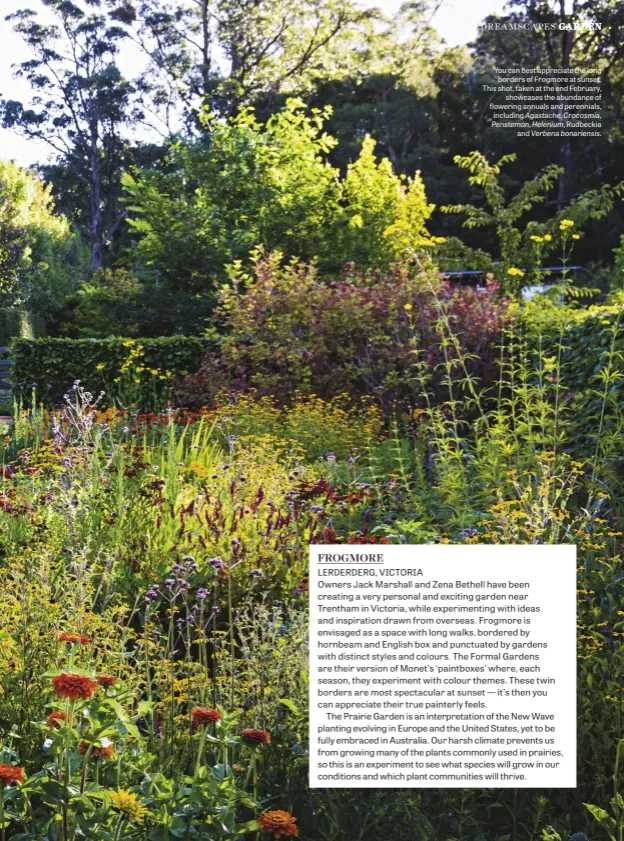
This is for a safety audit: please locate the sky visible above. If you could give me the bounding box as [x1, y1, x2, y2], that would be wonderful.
[0, 0, 509, 168]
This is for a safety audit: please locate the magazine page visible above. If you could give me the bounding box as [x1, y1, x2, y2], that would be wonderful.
[0, 0, 621, 839]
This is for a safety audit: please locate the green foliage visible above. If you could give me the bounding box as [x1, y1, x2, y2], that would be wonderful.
[123, 100, 342, 291]
[2, 1, 149, 268]
[0, 308, 620, 839]
[131, 0, 372, 125]
[58, 269, 146, 338]
[12, 336, 216, 407]
[0, 309, 45, 346]
[123, 100, 437, 298]
[613, 235, 624, 291]
[342, 135, 435, 266]
[0, 161, 88, 318]
[517, 297, 624, 499]
[441, 151, 624, 295]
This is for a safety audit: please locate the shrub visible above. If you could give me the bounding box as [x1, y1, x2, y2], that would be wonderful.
[123, 99, 437, 313]
[57, 269, 145, 338]
[12, 336, 216, 407]
[0, 160, 89, 319]
[183, 249, 512, 414]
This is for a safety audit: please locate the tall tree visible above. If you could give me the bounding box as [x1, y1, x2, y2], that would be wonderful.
[474, 0, 624, 206]
[127, 0, 374, 128]
[0, 0, 146, 268]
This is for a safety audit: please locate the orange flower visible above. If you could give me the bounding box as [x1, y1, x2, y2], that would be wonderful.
[242, 728, 271, 745]
[47, 711, 75, 729]
[52, 673, 98, 701]
[59, 632, 90, 645]
[97, 675, 118, 688]
[192, 707, 222, 726]
[79, 739, 114, 758]
[257, 810, 298, 838]
[0, 764, 23, 786]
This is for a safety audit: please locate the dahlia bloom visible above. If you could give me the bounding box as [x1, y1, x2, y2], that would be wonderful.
[242, 728, 271, 745]
[59, 632, 90, 645]
[0, 764, 23, 786]
[79, 738, 114, 758]
[52, 673, 98, 700]
[192, 707, 223, 726]
[257, 810, 298, 837]
[47, 710, 75, 729]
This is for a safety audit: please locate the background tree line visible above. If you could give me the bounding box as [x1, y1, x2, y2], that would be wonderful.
[1, 0, 623, 336]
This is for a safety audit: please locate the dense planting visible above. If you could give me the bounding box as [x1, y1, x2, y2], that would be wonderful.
[0, 271, 623, 838]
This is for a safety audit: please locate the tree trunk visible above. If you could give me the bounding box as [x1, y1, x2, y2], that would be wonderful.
[201, 0, 211, 102]
[89, 121, 103, 270]
[556, 3, 574, 209]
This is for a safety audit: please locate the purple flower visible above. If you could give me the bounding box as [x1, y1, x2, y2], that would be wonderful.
[197, 588, 209, 600]
[250, 569, 263, 578]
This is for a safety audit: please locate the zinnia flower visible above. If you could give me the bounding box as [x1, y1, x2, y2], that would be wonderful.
[79, 738, 114, 758]
[242, 728, 271, 745]
[47, 711, 75, 729]
[59, 632, 90, 645]
[110, 789, 147, 823]
[0, 764, 23, 786]
[52, 673, 98, 700]
[192, 707, 222, 725]
[257, 810, 298, 838]
[97, 675, 118, 688]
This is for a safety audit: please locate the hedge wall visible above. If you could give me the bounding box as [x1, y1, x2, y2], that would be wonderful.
[0, 309, 46, 346]
[12, 336, 217, 407]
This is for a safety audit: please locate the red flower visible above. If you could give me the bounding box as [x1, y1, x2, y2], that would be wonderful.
[59, 632, 90, 645]
[192, 707, 223, 725]
[47, 711, 75, 729]
[0, 764, 23, 786]
[52, 673, 98, 701]
[79, 739, 114, 758]
[97, 675, 118, 688]
[257, 810, 298, 837]
[242, 728, 271, 745]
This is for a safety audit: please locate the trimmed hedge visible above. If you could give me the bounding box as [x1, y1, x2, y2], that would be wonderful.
[11, 336, 217, 407]
[0, 309, 46, 346]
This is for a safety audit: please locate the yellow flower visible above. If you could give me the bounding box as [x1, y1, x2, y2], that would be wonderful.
[544, 234, 552, 241]
[530, 235, 543, 243]
[572, 233, 580, 240]
[404, 303, 413, 312]
[96, 363, 105, 371]
[507, 267, 525, 277]
[110, 789, 147, 823]
[559, 219, 575, 230]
